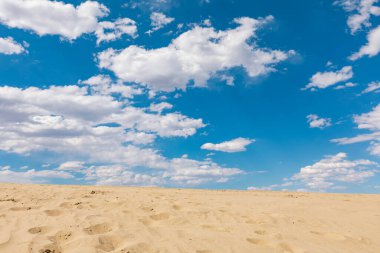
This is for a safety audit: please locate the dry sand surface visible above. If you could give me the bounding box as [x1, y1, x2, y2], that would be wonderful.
[0, 183, 379, 253]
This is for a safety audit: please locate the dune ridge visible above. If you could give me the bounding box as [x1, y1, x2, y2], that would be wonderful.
[0, 183, 379, 253]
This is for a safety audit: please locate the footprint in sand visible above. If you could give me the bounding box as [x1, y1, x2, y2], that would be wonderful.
[149, 213, 170, 221]
[9, 206, 33, 211]
[44, 210, 62, 216]
[277, 242, 306, 253]
[28, 227, 44, 234]
[254, 230, 268, 235]
[172, 204, 182, 210]
[121, 242, 157, 253]
[54, 230, 73, 242]
[84, 222, 112, 235]
[246, 237, 267, 246]
[97, 235, 121, 252]
[310, 231, 347, 241]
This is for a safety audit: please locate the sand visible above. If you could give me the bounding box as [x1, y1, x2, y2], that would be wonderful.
[0, 183, 379, 253]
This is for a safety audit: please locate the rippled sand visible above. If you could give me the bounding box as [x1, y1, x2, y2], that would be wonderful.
[0, 183, 379, 253]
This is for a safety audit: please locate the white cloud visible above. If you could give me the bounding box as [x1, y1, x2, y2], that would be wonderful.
[0, 37, 26, 55]
[306, 114, 332, 129]
[124, 0, 175, 12]
[334, 82, 357, 90]
[0, 83, 243, 186]
[95, 18, 137, 44]
[331, 104, 380, 153]
[362, 81, 380, 93]
[0, 0, 108, 40]
[247, 182, 292, 191]
[0, 0, 137, 43]
[84, 165, 164, 186]
[98, 16, 295, 91]
[57, 161, 85, 171]
[0, 167, 73, 184]
[76, 156, 244, 186]
[0, 82, 243, 186]
[291, 153, 378, 190]
[111, 106, 205, 137]
[0, 85, 204, 163]
[350, 25, 380, 60]
[163, 157, 244, 185]
[149, 102, 173, 113]
[354, 104, 380, 131]
[201, 137, 254, 153]
[149, 12, 174, 31]
[303, 66, 354, 90]
[332, 132, 380, 144]
[124, 131, 157, 145]
[81, 74, 143, 98]
[335, 0, 380, 34]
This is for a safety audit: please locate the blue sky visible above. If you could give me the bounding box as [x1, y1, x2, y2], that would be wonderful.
[0, 0, 380, 193]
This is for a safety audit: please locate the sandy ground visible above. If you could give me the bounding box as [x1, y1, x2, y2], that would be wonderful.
[0, 184, 379, 253]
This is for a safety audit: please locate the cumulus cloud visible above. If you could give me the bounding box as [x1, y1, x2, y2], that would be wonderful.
[291, 153, 378, 190]
[306, 114, 332, 129]
[0, 85, 204, 161]
[350, 25, 380, 60]
[57, 161, 85, 171]
[124, 0, 176, 12]
[0, 0, 137, 43]
[0, 0, 108, 40]
[303, 66, 354, 90]
[98, 16, 295, 91]
[362, 81, 380, 93]
[335, 0, 380, 34]
[124, 131, 157, 145]
[95, 18, 137, 44]
[149, 102, 173, 113]
[332, 103, 380, 155]
[84, 165, 164, 186]
[334, 82, 357, 90]
[201, 137, 254, 153]
[0, 167, 73, 184]
[149, 12, 174, 32]
[0, 37, 26, 55]
[55, 158, 243, 186]
[332, 132, 380, 144]
[81, 74, 143, 98]
[247, 182, 293, 191]
[163, 157, 243, 185]
[0, 83, 241, 186]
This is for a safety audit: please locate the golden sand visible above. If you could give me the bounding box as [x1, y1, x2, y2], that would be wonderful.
[0, 183, 379, 253]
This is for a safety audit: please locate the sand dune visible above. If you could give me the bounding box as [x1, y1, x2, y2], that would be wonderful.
[0, 183, 379, 253]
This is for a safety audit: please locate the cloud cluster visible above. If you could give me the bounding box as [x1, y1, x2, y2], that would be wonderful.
[0, 82, 243, 186]
[0, 84, 203, 155]
[83, 158, 243, 186]
[98, 16, 295, 91]
[336, 0, 380, 60]
[0, 0, 136, 42]
[95, 18, 137, 44]
[304, 66, 354, 90]
[0, 37, 26, 55]
[0, 167, 73, 184]
[291, 153, 377, 190]
[350, 25, 380, 59]
[362, 81, 380, 93]
[332, 103, 380, 155]
[149, 12, 174, 31]
[335, 0, 380, 34]
[306, 114, 332, 129]
[201, 137, 254, 153]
